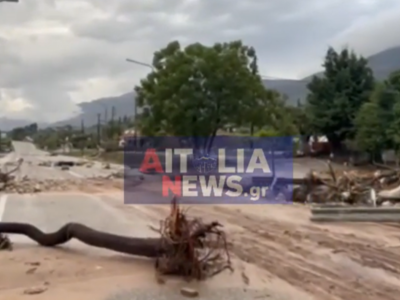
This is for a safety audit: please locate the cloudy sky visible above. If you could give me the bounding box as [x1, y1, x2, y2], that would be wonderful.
[0, 0, 398, 123]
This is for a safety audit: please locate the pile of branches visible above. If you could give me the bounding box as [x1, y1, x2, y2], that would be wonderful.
[0, 158, 23, 191]
[291, 161, 400, 206]
[0, 197, 232, 281]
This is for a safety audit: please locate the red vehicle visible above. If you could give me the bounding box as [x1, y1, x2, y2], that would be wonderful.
[309, 136, 332, 156]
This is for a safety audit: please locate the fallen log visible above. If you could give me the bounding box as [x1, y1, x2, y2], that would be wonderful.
[0, 198, 232, 280]
[0, 222, 162, 256]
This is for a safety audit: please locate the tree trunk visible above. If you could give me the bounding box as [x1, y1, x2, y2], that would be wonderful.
[327, 134, 342, 154]
[0, 211, 233, 280]
[0, 222, 162, 257]
[206, 129, 217, 153]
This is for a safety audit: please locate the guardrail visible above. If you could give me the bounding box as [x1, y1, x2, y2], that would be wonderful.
[310, 205, 400, 222]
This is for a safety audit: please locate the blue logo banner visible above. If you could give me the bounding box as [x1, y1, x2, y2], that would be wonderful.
[123, 136, 294, 204]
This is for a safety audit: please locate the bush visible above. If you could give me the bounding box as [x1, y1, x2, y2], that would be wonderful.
[254, 128, 280, 137]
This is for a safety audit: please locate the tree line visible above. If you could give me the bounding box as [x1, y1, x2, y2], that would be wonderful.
[7, 116, 134, 152]
[135, 40, 397, 159]
[5, 39, 398, 159]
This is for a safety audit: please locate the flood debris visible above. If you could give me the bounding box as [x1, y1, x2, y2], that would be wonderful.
[290, 161, 400, 206]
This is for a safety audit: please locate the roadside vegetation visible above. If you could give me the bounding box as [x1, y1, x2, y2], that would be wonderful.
[5, 40, 400, 162]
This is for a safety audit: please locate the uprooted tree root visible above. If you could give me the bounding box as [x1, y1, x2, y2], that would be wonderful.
[0, 198, 232, 281]
[151, 199, 232, 279]
[0, 234, 12, 250]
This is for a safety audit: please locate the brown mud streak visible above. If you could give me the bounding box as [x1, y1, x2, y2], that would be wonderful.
[203, 206, 400, 300]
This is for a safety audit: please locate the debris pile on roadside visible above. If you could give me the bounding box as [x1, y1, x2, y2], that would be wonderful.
[37, 161, 52, 167]
[0, 177, 85, 193]
[291, 161, 400, 206]
[37, 159, 111, 170]
[105, 169, 124, 178]
[37, 159, 89, 168]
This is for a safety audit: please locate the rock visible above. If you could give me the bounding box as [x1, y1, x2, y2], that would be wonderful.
[180, 287, 199, 298]
[110, 171, 124, 178]
[26, 267, 37, 274]
[103, 163, 111, 169]
[61, 165, 69, 171]
[23, 286, 47, 295]
[241, 271, 250, 285]
[155, 272, 165, 284]
[33, 184, 41, 192]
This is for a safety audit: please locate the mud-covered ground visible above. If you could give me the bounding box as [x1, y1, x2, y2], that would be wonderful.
[104, 185, 400, 300]
[1, 158, 398, 300]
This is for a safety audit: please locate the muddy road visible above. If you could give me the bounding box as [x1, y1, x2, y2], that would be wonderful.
[108, 186, 400, 300]
[1, 150, 398, 300]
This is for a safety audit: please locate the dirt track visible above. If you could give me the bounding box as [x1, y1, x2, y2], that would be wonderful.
[1, 156, 400, 300]
[111, 193, 400, 300]
[2, 188, 400, 300]
[208, 205, 400, 300]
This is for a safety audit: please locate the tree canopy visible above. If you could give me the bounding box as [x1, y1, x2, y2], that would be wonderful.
[134, 40, 277, 149]
[306, 47, 375, 147]
[354, 74, 400, 157]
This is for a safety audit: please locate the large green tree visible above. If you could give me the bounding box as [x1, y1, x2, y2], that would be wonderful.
[385, 70, 400, 91]
[306, 47, 375, 148]
[354, 101, 387, 159]
[9, 123, 38, 141]
[355, 71, 400, 157]
[135, 40, 271, 149]
[387, 99, 400, 153]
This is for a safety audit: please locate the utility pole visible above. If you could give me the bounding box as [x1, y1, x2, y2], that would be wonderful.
[80, 119, 85, 155]
[133, 95, 138, 148]
[126, 58, 154, 149]
[111, 106, 116, 122]
[97, 113, 101, 145]
[109, 106, 116, 140]
[80, 119, 85, 134]
[104, 107, 108, 124]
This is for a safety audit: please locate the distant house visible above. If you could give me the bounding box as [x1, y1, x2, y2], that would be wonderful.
[296, 135, 331, 156]
[309, 135, 331, 154]
[119, 129, 140, 148]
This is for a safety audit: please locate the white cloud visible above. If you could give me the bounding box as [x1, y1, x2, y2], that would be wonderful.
[331, 0, 400, 57]
[0, 0, 398, 122]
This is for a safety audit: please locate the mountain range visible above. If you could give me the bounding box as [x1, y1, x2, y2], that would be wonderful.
[261, 46, 400, 104]
[2, 46, 400, 131]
